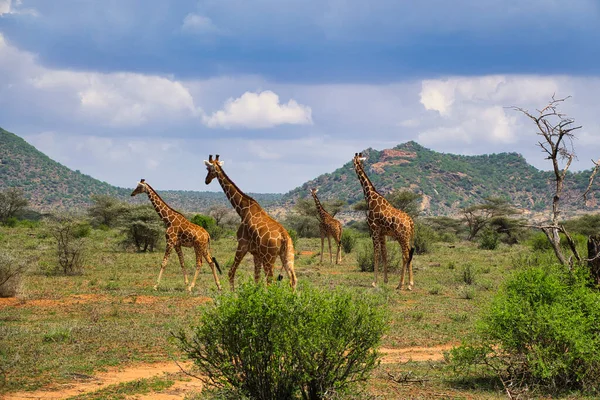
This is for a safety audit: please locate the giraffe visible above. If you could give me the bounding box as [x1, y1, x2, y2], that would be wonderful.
[310, 188, 343, 264]
[130, 179, 222, 291]
[352, 153, 416, 290]
[204, 155, 297, 290]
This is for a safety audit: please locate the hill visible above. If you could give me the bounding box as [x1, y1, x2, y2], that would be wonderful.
[283, 141, 596, 216]
[0, 127, 281, 212]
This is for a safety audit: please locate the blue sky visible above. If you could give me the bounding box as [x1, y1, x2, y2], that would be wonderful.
[1, 0, 600, 193]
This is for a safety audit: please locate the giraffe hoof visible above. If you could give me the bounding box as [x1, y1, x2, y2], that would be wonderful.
[371, 282, 377, 288]
[407, 285, 413, 291]
[153, 285, 159, 291]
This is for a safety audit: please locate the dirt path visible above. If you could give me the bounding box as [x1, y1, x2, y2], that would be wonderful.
[4, 344, 453, 399]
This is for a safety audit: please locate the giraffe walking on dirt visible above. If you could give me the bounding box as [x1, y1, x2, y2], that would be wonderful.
[204, 155, 297, 291]
[352, 153, 415, 290]
[131, 179, 222, 291]
[310, 188, 343, 264]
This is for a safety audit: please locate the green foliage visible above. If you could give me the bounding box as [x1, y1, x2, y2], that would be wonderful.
[529, 231, 552, 252]
[478, 228, 499, 250]
[119, 205, 163, 252]
[0, 188, 28, 223]
[175, 282, 388, 400]
[385, 190, 422, 219]
[283, 214, 320, 238]
[287, 229, 298, 249]
[191, 214, 223, 240]
[0, 252, 27, 297]
[46, 215, 88, 275]
[356, 240, 401, 273]
[3, 217, 17, 228]
[87, 195, 128, 228]
[413, 221, 436, 254]
[449, 263, 600, 394]
[340, 229, 357, 254]
[564, 213, 600, 236]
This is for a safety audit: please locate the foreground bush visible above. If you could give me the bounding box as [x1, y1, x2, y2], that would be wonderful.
[175, 282, 388, 400]
[46, 215, 89, 275]
[448, 263, 600, 395]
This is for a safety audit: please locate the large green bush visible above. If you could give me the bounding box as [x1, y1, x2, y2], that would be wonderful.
[413, 221, 436, 254]
[191, 214, 223, 240]
[340, 229, 357, 254]
[175, 282, 388, 400]
[356, 240, 401, 273]
[448, 263, 600, 394]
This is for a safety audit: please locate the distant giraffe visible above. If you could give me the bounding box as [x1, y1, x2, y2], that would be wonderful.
[131, 179, 222, 291]
[352, 153, 415, 289]
[310, 188, 343, 264]
[204, 155, 297, 290]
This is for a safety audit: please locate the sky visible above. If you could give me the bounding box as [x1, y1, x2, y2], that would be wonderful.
[1, 0, 600, 194]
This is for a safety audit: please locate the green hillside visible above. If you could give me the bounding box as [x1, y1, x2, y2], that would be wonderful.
[284, 141, 595, 216]
[0, 127, 281, 212]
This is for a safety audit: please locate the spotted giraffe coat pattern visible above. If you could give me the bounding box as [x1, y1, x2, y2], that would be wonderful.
[310, 188, 343, 264]
[131, 179, 222, 291]
[352, 153, 415, 289]
[204, 155, 297, 290]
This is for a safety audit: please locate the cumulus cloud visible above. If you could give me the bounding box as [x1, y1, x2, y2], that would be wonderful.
[202, 90, 313, 129]
[181, 13, 220, 34]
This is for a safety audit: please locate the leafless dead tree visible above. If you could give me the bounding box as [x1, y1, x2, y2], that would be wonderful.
[510, 95, 596, 266]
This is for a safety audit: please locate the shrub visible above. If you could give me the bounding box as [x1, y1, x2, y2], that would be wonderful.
[448, 263, 600, 394]
[356, 240, 401, 273]
[461, 264, 475, 285]
[3, 217, 17, 228]
[191, 214, 223, 240]
[0, 252, 27, 297]
[175, 282, 388, 400]
[478, 228, 499, 250]
[119, 205, 163, 252]
[47, 215, 88, 275]
[340, 229, 357, 254]
[529, 231, 552, 252]
[287, 229, 298, 249]
[413, 221, 436, 254]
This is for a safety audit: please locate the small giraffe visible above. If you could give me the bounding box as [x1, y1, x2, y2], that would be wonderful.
[204, 155, 297, 290]
[352, 153, 415, 290]
[130, 179, 222, 291]
[310, 188, 343, 264]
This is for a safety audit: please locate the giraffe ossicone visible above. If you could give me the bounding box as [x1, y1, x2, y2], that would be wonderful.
[130, 179, 222, 292]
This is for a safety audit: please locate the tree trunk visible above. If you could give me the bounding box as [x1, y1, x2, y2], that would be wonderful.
[587, 235, 600, 286]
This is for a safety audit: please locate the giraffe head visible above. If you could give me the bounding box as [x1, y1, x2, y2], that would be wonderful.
[353, 152, 367, 169]
[204, 154, 224, 185]
[310, 188, 318, 195]
[131, 179, 149, 196]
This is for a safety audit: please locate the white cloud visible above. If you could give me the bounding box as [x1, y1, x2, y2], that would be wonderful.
[202, 90, 313, 129]
[29, 71, 198, 126]
[181, 13, 220, 34]
[0, 0, 11, 15]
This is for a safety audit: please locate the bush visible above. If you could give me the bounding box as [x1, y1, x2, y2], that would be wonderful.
[191, 214, 223, 240]
[175, 282, 388, 399]
[340, 229, 357, 254]
[414, 221, 436, 254]
[529, 231, 552, 252]
[478, 228, 499, 250]
[287, 229, 298, 249]
[47, 216, 88, 275]
[448, 264, 600, 394]
[356, 240, 401, 273]
[0, 252, 27, 297]
[119, 205, 163, 252]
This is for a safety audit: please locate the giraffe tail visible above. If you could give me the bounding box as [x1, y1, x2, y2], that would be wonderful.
[408, 247, 415, 264]
[212, 257, 222, 275]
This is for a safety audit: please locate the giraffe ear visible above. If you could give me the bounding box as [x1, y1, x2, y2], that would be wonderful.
[217, 161, 224, 166]
[359, 157, 367, 161]
[203, 160, 211, 166]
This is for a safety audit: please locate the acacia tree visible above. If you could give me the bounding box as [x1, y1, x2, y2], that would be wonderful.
[0, 188, 28, 223]
[511, 96, 599, 266]
[462, 197, 520, 241]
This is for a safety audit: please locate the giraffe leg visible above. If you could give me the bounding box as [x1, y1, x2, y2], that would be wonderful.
[380, 235, 388, 284]
[253, 254, 263, 283]
[281, 236, 297, 291]
[155, 244, 173, 290]
[203, 251, 222, 291]
[397, 241, 414, 290]
[327, 235, 333, 264]
[187, 248, 203, 292]
[175, 245, 189, 287]
[320, 233, 325, 264]
[336, 238, 342, 264]
[263, 256, 275, 285]
[371, 233, 381, 287]
[229, 244, 248, 291]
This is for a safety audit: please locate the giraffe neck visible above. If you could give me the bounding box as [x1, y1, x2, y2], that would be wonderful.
[354, 161, 380, 203]
[311, 192, 328, 222]
[145, 184, 178, 225]
[215, 168, 256, 218]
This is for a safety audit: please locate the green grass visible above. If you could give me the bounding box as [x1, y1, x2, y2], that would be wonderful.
[0, 225, 573, 398]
